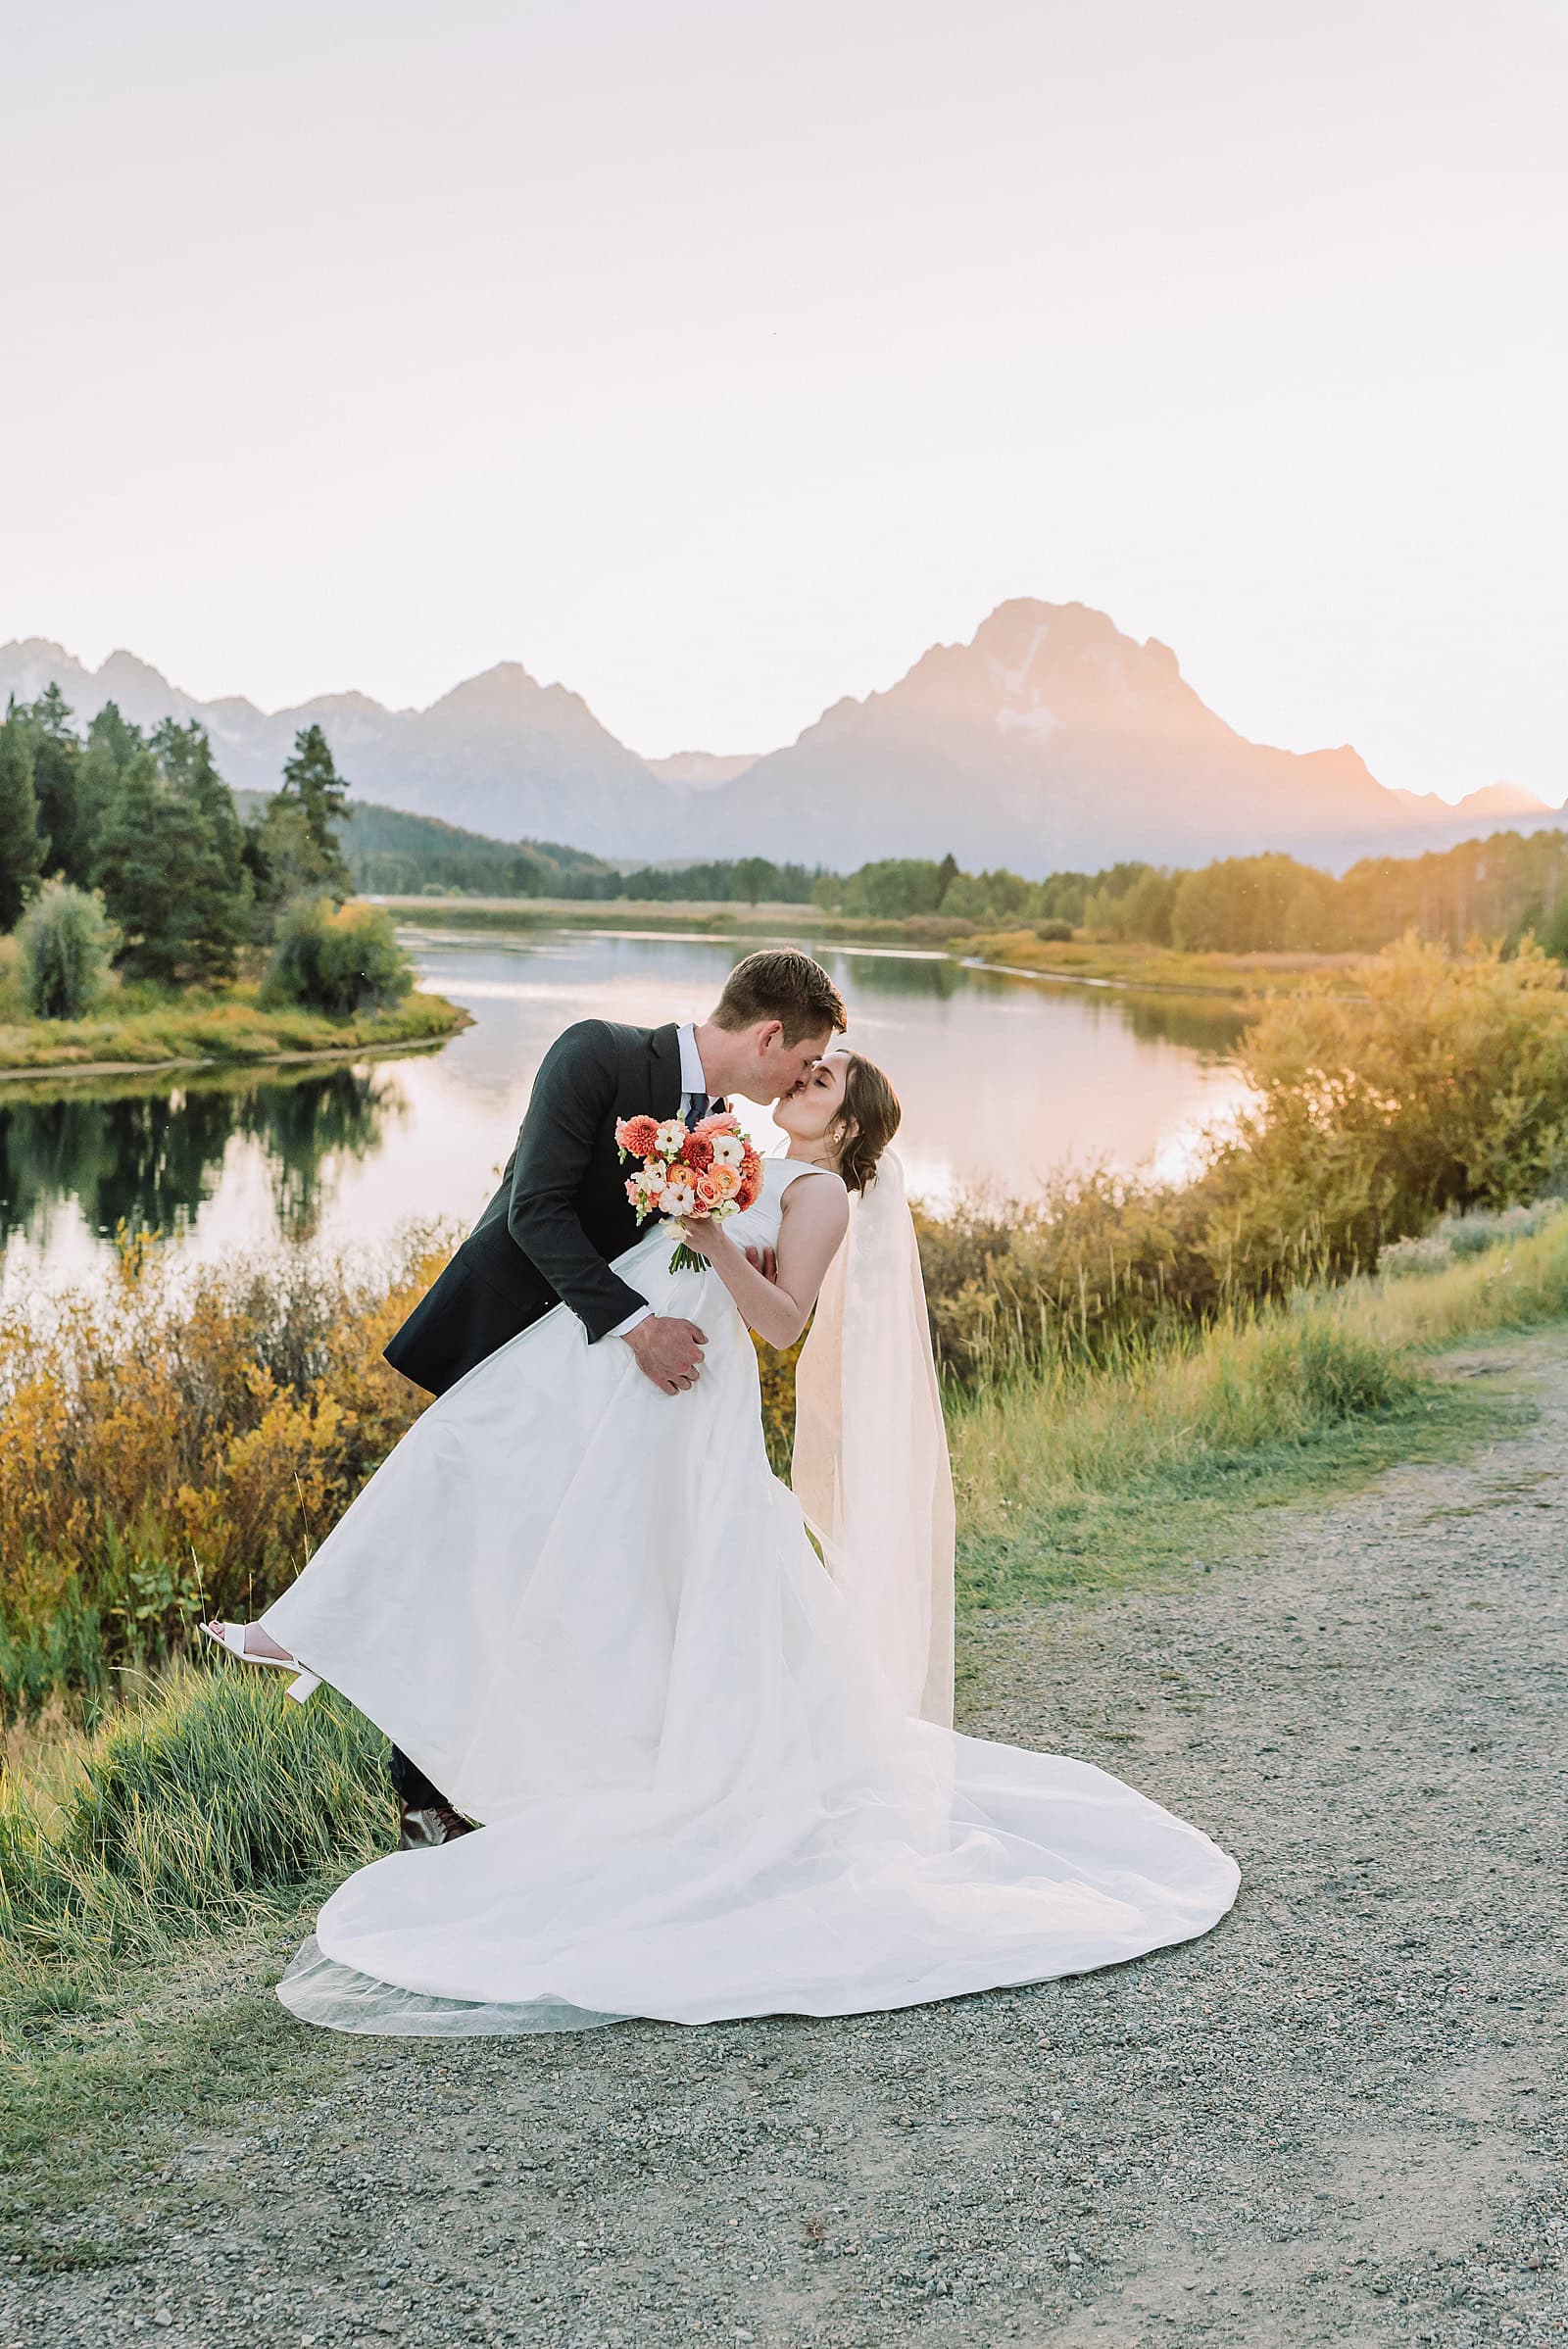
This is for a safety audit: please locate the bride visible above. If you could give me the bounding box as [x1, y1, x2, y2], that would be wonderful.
[212, 1043, 1239, 2035]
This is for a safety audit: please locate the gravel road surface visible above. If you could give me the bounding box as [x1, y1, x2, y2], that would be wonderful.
[9, 1335, 1565, 2348]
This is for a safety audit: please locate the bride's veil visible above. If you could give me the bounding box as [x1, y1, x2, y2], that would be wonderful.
[792, 1150, 956, 1726]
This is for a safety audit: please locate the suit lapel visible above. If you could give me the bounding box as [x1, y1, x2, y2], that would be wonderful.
[646, 1023, 683, 1121]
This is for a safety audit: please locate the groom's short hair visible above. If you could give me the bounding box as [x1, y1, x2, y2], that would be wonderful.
[712, 950, 847, 1046]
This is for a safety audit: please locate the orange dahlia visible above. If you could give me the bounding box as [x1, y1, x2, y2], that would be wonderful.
[616, 1114, 661, 1157]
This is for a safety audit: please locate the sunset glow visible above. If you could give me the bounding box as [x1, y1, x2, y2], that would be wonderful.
[3, 1, 1563, 801]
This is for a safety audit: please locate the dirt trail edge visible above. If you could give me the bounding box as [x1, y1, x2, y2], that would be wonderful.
[12, 1336, 1566, 2349]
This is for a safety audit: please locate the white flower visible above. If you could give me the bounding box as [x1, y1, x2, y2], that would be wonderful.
[710, 1133, 746, 1169]
[632, 1167, 664, 1204]
[655, 1120, 687, 1158]
[660, 1180, 697, 1217]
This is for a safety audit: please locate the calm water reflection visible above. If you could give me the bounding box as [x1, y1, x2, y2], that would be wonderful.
[0, 929, 1250, 1296]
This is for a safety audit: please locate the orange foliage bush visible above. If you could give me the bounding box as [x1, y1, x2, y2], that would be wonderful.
[0, 1232, 445, 1711]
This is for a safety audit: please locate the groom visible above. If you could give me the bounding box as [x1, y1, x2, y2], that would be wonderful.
[381, 946, 848, 1845]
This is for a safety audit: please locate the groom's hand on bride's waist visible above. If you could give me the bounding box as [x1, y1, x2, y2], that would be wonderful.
[620, 1315, 709, 1396]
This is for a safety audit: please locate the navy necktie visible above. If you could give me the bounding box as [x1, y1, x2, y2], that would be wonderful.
[688, 1093, 726, 1125]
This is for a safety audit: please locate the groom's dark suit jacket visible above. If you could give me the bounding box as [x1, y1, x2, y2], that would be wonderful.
[384, 1018, 686, 1396]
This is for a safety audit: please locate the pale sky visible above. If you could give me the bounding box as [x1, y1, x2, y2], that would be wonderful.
[3, 0, 1563, 801]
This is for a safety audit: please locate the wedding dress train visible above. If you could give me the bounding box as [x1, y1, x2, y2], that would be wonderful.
[264, 1158, 1238, 2034]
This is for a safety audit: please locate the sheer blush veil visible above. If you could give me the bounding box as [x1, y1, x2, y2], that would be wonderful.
[792, 1150, 956, 1728]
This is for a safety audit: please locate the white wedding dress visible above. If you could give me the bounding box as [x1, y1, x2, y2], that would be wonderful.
[265, 1156, 1238, 2035]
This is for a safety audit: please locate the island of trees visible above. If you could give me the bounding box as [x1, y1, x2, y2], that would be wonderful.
[0, 689, 426, 1045]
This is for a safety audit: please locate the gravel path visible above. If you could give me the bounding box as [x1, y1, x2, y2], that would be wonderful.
[10, 1335, 1565, 2348]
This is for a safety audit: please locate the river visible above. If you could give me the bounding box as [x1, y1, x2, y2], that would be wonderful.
[0, 928, 1251, 1299]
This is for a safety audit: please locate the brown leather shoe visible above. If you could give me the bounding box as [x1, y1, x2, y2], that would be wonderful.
[398, 1801, 476, 1850]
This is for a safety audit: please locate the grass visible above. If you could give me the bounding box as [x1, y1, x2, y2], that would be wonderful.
[2, 1960, 355, 2268]
[0, 1669, 393, 2261]
[967, 928, 1371, 1000]
[947, 1200, 1568, 1617]
[0, 1667, 387, 1999]
[380, 893, 920, 940]
[2, 1207, 1565, 2264]
[5, 1210, 1562, 1986]
[0, 982, 469, 1075]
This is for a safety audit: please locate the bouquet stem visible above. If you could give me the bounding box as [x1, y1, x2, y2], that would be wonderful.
[668, 1241, 708, 1273]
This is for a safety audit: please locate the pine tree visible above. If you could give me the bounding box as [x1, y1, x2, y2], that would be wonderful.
[278, 723, 351, 896]
[731, 856, 777, 906]
[79, 702, 144, 891]
[15, 681, 91, 882]
[0, 710, 44, 928]
[97, 733, 248, 985]
[95, 749, 168, 972]
[245, 795, 339, 925]
[152, 719, 249, 900]
[936, 851, 960, 905]
[85, 699, 144, 771]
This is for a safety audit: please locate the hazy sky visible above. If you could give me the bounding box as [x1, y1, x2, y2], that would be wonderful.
[3, 0, 1563, 799]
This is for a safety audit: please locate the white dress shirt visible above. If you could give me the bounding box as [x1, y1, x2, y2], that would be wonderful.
[609, 1022, 713, 1340]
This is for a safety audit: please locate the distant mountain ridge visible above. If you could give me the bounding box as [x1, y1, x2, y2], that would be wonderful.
[2, 606, 1557, 874]
[646, 751, 760, 791]
[0, 639, 675, 857]
[691, 602, 1560, 872]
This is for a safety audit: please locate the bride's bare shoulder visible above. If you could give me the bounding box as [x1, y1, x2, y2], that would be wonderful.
[779, 1164, 850, 1221]
[779, 1160, 847, 1190]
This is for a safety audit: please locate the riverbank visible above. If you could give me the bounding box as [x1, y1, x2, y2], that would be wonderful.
[0, 985, 470, 1080]
[378, 892, 1374, 1003]
[965, 929, 1370, 999]
[376, 892, 908, 940]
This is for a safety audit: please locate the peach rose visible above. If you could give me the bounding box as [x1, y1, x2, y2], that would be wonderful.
[703, 1161, 741, 1201]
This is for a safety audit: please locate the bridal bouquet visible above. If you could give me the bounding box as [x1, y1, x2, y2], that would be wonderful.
[616, 1110, 764, 1272]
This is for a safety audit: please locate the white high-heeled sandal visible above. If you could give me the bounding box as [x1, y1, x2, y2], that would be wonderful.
[202, 1621, 321, 1703]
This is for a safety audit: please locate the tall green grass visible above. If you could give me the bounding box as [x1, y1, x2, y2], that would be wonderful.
[0, 1664, 387, 2042]
[948, 1200, 1568, 1612]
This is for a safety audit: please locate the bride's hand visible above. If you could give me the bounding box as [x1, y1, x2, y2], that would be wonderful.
[675, 1216, 727, 1262]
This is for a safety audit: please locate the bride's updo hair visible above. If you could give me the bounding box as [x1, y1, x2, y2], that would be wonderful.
[832, 1053, 902, 1195]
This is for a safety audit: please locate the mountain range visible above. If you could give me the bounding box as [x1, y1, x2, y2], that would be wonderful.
[2, 603, 1557, 875]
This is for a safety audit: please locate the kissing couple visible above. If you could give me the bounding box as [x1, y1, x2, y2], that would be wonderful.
[207, 948, 1238, 2034]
